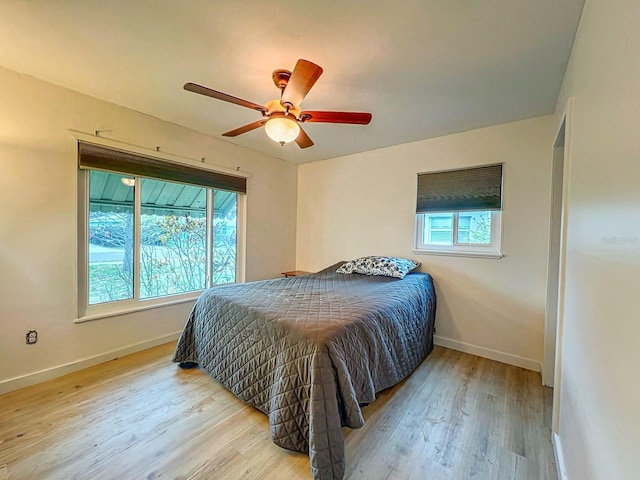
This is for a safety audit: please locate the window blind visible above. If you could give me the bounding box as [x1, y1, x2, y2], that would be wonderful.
[416, 164, 503, 213]
[78, 142, 246, 194]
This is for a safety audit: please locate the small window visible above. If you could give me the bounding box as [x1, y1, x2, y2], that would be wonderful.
[415, 211, 502, 257]
[414, 165, 503, 258]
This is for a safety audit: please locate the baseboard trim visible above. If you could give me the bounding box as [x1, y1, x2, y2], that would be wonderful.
[2, 333, 540, 394]
[553, 432, 569, 480]
[0, 332, 181, 395]
[434, 335, 541, 372]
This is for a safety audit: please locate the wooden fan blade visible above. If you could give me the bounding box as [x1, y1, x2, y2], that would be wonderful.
[222, 119, 267, 137]
[295, 126, 314, 149]
[280, 59, 323, 108]
[301, 111, 372, 125]
[184, 82, 267, 113]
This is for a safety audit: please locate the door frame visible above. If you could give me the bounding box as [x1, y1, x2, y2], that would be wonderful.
[546, 98, 573, 434]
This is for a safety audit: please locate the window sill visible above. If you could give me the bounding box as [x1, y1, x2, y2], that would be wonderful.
[413, 249, 504, 259]
[75, 294, 200, 324]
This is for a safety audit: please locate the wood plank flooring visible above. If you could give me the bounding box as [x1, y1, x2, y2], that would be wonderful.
[0, 343, 556, 480]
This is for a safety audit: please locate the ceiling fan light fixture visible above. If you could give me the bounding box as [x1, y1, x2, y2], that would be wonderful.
[185, 59, 372, 149]
[265, 115, 300, 146]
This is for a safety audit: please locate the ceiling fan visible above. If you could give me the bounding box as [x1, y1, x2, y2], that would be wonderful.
[184, 59, 372, 149]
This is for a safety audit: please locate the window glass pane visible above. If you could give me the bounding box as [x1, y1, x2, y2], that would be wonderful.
[458, 215, 472, 229]
[213, 191, 237, 284]
[457, 211, 492, 245]
[430, 216, 453, 229]
[88, 171, 134, 304]
[140, 178, 207, 299]
[430, 230, 453, 244]
[424, 214, 453, 245]
[457, 230, 470, 243]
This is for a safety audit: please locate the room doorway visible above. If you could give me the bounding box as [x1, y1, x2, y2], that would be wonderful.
[543, 116, 567, 389]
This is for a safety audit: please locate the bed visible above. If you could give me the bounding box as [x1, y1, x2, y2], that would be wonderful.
[173, 261, 436, 480]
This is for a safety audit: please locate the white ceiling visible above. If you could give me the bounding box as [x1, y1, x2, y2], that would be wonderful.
[0, 0, 584, 164]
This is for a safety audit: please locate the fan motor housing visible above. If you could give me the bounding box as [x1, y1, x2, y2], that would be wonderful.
[272, 69, 292, 89]
[264, 99, 301, 119]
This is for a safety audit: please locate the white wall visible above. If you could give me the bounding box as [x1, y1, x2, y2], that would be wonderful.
[297, 115, 554, 368]
[552, 1, 640, 479]
[0, 66, 297, 392]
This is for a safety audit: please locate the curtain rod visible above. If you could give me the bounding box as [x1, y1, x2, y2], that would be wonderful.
[68, 129, 251, 178]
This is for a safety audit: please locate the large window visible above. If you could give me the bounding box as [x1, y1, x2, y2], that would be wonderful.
[78, 142, 245, 320]
[414, 164, 503, 258]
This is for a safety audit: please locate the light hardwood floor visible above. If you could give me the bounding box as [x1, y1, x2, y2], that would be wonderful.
[0, 343, 556, 480]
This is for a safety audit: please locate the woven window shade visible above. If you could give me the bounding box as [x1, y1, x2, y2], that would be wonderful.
[78, 142, 246, 194]
[416, 164, 503, 213]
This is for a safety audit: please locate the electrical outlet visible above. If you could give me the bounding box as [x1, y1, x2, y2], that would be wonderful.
[25, 330, 37, 345]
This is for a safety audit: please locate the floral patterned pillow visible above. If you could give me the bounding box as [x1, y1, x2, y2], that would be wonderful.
[337, 256, 421, 279]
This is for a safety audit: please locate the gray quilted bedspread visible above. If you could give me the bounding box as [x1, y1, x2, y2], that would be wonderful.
[172, 262, 436, 479]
